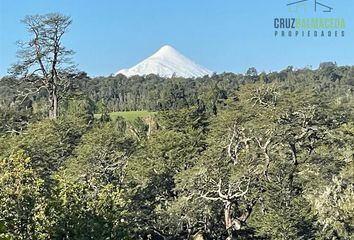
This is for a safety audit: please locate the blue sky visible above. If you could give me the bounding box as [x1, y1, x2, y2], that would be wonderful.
[0, 0, 353, 77]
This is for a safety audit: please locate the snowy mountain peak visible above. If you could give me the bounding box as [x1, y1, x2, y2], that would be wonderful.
[115, 45, 212, 78]
[157, 44, 176, 52]
[153, 45, 180, 58]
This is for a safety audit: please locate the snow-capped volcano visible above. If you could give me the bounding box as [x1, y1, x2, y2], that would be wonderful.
[115, 45, 212, 78]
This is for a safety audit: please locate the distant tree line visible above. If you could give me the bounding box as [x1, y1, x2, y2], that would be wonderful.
[2, 62, 354, 123]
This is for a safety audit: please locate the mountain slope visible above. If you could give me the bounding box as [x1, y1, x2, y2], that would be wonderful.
[115, 45, 212, 78]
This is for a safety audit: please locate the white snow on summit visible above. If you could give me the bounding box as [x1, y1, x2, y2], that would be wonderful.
[115, 45, 212, 78]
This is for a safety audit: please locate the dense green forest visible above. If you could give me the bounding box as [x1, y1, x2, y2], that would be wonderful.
[0, 13, 353, 240]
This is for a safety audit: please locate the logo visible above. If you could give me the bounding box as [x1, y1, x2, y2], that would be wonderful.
[287, 0, 333, 13]
[274, 0, 346, 38]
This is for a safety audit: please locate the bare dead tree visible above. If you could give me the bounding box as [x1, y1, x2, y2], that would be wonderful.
[250, 85, 278, 107]
[226, 124, 252, 165]
[199, 176, 256, 240]
[254, 133, 273, 181]
[190, 125, 260, 239]
[9, 13, 76, 119]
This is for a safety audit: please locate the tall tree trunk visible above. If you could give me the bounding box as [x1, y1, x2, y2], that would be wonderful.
[224, 201, 236, 240]
[48, 87, 58, 119]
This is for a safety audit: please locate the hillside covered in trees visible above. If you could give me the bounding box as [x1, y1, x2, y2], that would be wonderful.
[0, 13, 353, 240]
